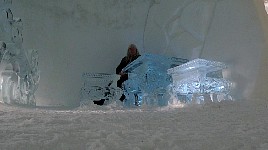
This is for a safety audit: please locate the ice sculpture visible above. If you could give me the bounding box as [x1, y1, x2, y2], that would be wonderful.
[0, 0, 40, 106]
[122, 53, 188, 107]
[80, 73, 122, 106]
[167, 58, 232, 104]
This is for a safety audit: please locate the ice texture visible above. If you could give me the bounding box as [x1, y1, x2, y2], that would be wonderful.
[80, 73, 122, 106]
[167, 58, 232, 104]
[122, 53, 188, 107]
[0, 0, 40, 106]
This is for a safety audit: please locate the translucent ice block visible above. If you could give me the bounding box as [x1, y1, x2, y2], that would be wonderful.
[122, 53, 188, 107]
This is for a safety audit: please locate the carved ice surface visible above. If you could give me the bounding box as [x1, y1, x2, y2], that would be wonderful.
[0, 0, 40, 106]
[122, 53, 188, 107]
[80, 73, 122, 106]
[167, 58, 232, 104]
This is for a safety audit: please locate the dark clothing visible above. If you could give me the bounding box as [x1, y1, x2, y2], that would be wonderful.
[116, 55, 140, 74]
[116, 55, 140, 88]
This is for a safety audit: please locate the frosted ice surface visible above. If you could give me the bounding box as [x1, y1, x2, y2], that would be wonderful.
[80, 73, 122, 106]
[122, 53, 188, 107]
[0, 1, 40, 106]
[167, 58, 232, 104]
[167, 58, 227, 76]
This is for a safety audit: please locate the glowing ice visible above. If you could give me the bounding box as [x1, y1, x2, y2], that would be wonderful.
[167, 58, 232, 104]
[122, 53, 188, 107]
[0, 0, 40, 106]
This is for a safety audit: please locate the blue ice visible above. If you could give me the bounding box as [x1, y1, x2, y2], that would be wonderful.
[122, 53, 188, 107]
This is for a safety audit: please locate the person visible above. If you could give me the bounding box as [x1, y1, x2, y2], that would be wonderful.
[116, 44, 141, 101]
[93, 44, 140, 105]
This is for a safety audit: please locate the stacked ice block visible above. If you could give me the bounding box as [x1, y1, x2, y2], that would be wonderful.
[167, 58, 232, 104]
[122, 53, 188, 107]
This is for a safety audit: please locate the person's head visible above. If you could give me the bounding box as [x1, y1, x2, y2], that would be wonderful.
[127, 44, 139, 57]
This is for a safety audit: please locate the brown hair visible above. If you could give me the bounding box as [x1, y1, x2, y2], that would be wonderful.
[126, 44, 140, 62]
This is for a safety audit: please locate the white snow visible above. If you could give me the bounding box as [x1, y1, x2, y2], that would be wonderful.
[1, 99, 268, 150]
[1, 1, 267, 149]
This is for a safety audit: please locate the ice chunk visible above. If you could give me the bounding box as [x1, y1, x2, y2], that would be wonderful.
[167, 58, 232, 104]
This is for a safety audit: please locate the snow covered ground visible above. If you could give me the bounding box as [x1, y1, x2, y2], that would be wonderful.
[0, 99, 268, 150]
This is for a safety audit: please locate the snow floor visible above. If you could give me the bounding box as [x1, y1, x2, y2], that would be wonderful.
[0, 98, 268, 150]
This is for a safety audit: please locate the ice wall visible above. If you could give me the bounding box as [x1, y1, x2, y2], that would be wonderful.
[11, 0, 150, 106]
[251, 0, 268, 100]
[11, 0, 268, 106]
[202, 0, 265, 99]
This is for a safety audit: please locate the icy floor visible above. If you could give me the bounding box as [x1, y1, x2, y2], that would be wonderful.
[0, 99, 268, 150]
